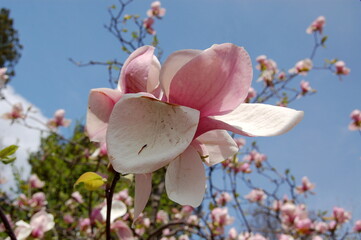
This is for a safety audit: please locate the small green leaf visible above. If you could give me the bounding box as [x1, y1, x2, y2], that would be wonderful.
[74, 172, 106, 191]
[131, 32, 138, 39]
[0, 145, 18, 159]
[1, 156, 16, 164]
[321, 35, 328, 47]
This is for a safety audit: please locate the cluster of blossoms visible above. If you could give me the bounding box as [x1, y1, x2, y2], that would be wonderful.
[349, 109, 361, 131]
[0, 67, 9, 88]
[143, 1, 166, 35]
[255, 55, 279, 86]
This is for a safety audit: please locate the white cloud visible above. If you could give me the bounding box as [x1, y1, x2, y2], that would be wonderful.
[0, 85, 47, 195]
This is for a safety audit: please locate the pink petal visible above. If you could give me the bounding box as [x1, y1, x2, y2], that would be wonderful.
[160, 49, 202, 100]
[168, 43, 252, 117]
[203, 103, 304, 137]
[134, 173, 152, 221]
[196, 130, 238, 166]
[86, 88, 122, 142]
[106, 93, 200, 174]
[118, 46, 161, 97]
[165, 146, 206, 207]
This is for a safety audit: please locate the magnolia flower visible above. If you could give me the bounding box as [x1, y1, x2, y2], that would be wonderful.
[3, 103, 25, 120]
[143, 17, 156, 35]
[71, 191, 84, 204]
[349, 109, 361, 131]
[243, 150, 267, 168]
[87, 44, 303, 219]
[245, 189, 266, 203]
[47, 109, 71, 129]
[228, 227, 237, 240]
[335, 61, 350, 75]
[11, 211, 55, 240]
[296, 176, 315, 194]
[333, 207, 351, 224]
[29, 174, 45, 189]
[147, 1, 166, 18]
[278, 234, 294, 240]
[111, 220, 134, 240]
[245, 87, 256, 103]
[289, 59, 313, 75]
[100, 200, 127, 223]
[306, 16, 326, 34]
[0, 67, 9, 88]
[300, 80, 314, 95]
[353, 220, 361, 232]
[216, 192, 232, 206]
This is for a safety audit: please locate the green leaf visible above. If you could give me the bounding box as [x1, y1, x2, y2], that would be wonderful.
[321, 35, 328, 47]
[0, 145, 18, 158]
[1, 156, 16, 164]
[131, 31, 138, 39]
[74, 172, 106, 191]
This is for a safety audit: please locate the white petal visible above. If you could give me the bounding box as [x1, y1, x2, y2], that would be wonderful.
[196, 130, 238, 166]
[101, 200, 127, 223]
[107, 93, 200, 174]
[134, 173, 152, 221]
[165, 146, 206, 207]
[211, 103, 304, 136]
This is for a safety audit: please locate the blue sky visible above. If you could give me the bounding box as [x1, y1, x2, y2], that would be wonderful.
[1, 0, 361, 219]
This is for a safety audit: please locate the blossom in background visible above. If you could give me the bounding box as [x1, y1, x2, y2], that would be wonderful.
[0, 67, 9, 88]
[29, 174, 45, 189]
[289, 59, 313, 75]
[349, 109, 361, 131]
[2, 102, 25, 120]
[299, 80, 315, 96]
[335, 61, 350, 75]
[353, 220, 361, 232]
[47, 109, 71, 129]
[278, 234, 294, 240]
[147, 1, 166, 18]
[245, 189, 266, 203]
[143, 17, 156, 35]
[256, 55, 278, 86]
[245, 87, 256, 103]
[216, 192, 232, 206]
[296, 176, 315, 194]
[306, 16, 326, 34]
[243, 150, 267, 168]
[87, 44, 304, 219]
[333, 207, 351, 224]
[71, 191, 84, 204]
[111, 220, 134, 240]
[12, 211, 55, 240]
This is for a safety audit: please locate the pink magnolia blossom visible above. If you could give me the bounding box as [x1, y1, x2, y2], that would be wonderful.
[296, 176, 315, 194]
[306, 16, 326, 34]
[228, 227, 237, 240]
[245, 87, 256, 103]
[243, 150, 267, 168]
[71, 191, 84, 204]
[216, 192, 232, 206]
[234, 161, 252, 173]
[111, 220, 133, 240]
[256, 55, 278, 86]
[0, 67, 9, 88]
[147, 1, 166, 18]
[289, 59, 313, 75]
[233, 137, 246, 149]
[278, 71, 286, 80]
[3, 103, 25, 120]
[238, 232, 267, 240]
[335, 61, 350, 75]
[314, 221, 328, 233]
[312, 236, 323, 240]
[29, 192, 47, 208]
[280, 203, 308, 228]
[13, 211, 55, 240]
[47, 109, 71, 129]
[349, 109, 361, 131]
[353, 220, 361, 232]
[333, 207, 351, 224]
[29, 174, 45, 189]
[143, 17, 156, 35]
[63, 214, 74, 224]
[299, 80, 313, 96]
[295, 217, 313, 234]
[87, 44, 304, 219]
[245, 189, 266, 203]
[278, 234, 294, 240]
[156, 210, 169, 224]
[79, 218, 91, 232]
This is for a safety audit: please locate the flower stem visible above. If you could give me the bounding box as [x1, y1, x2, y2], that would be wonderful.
[0, 206, 17, 240]
[106, 172, 120, 240]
